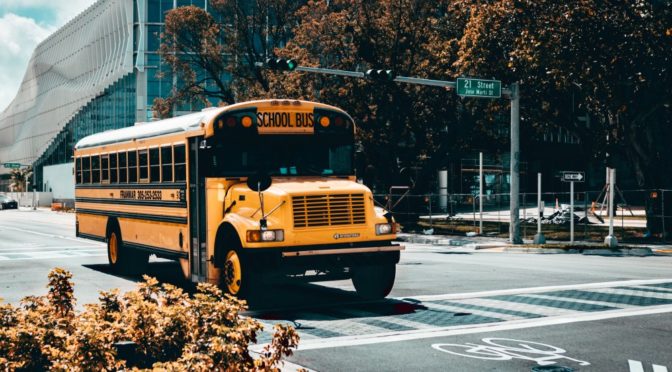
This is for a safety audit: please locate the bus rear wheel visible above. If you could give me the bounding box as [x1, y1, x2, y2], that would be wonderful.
[107, 226, 148, 275]
[352, 263, 396, 300]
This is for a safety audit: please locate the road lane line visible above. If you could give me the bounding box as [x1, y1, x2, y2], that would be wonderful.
[252, 304, 672, 352]
[398, 278, 672, 302]
[0, 225, 103, 246]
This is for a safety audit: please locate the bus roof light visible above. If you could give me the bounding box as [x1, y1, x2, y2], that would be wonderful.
[319, 116, 331, 127]
[226, 117, 236, 127]
[241, 116, 253, 128]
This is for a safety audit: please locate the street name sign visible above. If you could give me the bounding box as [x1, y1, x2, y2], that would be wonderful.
[457, 78, 502, 98]
[3, 163, 21, 169]
[562, 171, 585, 182]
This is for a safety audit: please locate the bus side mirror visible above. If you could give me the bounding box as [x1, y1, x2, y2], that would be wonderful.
[246, 172, 272, 192]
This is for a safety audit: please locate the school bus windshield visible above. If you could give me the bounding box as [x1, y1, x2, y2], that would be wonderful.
[205, 135, 353, 177]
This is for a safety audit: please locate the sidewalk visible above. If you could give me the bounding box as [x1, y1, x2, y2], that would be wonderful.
[395, 233, 672, 256]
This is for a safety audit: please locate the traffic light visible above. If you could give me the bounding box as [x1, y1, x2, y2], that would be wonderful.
[365, 69, 396, 82]
[265, 58, 298, 72]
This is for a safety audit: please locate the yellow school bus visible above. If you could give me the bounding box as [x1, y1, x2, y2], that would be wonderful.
[74, 99, 403, 299]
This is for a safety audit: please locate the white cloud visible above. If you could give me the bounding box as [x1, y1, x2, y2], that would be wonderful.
[0, 13, 54, 111]
[0, 1, 96, 111]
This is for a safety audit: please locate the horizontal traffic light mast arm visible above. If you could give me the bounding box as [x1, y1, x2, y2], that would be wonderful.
[259, 62, 513, 95]
[298, 66, 459, 89]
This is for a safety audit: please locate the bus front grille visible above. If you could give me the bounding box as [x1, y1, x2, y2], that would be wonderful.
[292, 194, 366, 228]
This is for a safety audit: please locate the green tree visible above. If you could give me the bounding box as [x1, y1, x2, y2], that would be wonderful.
[10, 166, 32, 193]
[154, 1, 305, 118]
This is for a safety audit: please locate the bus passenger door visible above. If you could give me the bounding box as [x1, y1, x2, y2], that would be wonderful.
[188, 137, 207, 282]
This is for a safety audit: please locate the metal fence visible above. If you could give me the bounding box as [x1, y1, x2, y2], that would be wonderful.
[375, 189, 672, 243]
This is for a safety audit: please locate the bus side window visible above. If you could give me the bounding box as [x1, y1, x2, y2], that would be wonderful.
[110, 153, 118, 183]
[161, 145, 173, 182]
[174, 144, 186, 182]
[75, 157, 82, 184]
[139, 149, 149, 182]
[119, 152, 127, 183]
[150, 148, 160, 182]
[82, 156, 90, 183]
[101, 155, 110, 183]
[128, 150, 138, 183]
[92, 155, 100, 183]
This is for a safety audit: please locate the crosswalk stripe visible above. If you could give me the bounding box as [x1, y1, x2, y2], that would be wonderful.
[450, 298, 579, 317]
[588, 287, 672, 300]
[422, 302, 526, 321]
[522, 293, 636, 309]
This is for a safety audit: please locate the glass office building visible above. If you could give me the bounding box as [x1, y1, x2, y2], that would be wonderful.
[0, 0, 215, 192]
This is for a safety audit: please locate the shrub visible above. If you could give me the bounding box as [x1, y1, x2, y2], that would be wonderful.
[0, 268, 300, 371]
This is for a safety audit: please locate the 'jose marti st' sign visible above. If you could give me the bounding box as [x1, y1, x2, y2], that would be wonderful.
[457, 78, 502, 98]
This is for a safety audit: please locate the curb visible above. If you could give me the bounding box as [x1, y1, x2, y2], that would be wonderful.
[501, 247, 653, 256]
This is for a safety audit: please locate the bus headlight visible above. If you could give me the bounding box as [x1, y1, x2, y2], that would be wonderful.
[375, 223, 394, 235]
[247, 229, 284, 242]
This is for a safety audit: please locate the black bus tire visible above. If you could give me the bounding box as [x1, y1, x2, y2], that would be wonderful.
[352, 263, 396, 300]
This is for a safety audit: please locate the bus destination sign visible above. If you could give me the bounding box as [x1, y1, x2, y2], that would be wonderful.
[456, 78, 502, 98]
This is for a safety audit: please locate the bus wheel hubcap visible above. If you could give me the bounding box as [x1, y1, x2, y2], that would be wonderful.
[224, 251, 241, 294]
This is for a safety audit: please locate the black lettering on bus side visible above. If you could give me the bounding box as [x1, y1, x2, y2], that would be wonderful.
[295, 112, 314, 127]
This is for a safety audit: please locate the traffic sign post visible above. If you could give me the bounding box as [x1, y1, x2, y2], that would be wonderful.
[561, 171, 584, 244]
[457, 78, 502, 98]
[561, 171, 585, 182]
[3, 163, 21, 169]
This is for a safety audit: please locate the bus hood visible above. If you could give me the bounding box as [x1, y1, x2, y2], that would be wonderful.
[231, 177, 371, 196]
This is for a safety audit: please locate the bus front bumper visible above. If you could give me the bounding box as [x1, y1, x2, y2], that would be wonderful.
[281, 245, 404, 258]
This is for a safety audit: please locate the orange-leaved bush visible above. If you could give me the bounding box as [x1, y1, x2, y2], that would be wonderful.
[0, 268, 300, 371]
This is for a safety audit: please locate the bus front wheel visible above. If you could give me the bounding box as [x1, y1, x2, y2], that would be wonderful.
[352, 263, 396, 300]
[222, 249, 255, 298]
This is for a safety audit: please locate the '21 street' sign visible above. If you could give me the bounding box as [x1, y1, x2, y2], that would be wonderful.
[457, 78, 502, 98]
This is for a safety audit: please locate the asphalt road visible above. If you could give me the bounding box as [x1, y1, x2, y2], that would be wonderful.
[1, 208, 671, 371]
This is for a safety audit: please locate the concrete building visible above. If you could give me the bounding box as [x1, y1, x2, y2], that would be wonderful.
[0, 0, 212, 197]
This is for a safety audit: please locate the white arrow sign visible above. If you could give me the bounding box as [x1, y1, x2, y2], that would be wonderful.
[562, 172, 585, 182]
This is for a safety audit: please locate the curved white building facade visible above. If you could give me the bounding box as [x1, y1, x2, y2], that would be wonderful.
[0, 0, 135, 170]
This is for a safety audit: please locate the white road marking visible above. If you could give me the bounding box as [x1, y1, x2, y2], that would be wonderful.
[0, 225, 102, 245]
[254, 304, 672, 352]
[398, 278, 672, 302]
[628, 360, 669, 372]
[337, 308, 436, 330]
[630, 285, 672, 293]
[587, 287, 672, 300]
[452, 298, 578, 317]
[423, 302, 526, 321]
[522, 294, 639, 309]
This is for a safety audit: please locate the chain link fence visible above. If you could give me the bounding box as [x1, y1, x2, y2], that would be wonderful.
[375, 189, 672, 243]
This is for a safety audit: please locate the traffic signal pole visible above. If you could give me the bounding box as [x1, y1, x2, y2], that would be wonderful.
[261, 61, 522, 244]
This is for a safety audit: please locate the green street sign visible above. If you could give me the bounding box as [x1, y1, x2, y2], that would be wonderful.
[457, 78, 502, 98]
[3, 163, 21, 169]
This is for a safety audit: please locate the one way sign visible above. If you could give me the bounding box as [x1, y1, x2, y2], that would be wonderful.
[562, 171, 585, 182]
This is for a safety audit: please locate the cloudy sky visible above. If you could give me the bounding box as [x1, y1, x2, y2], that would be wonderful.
[0, 0, 96, 112]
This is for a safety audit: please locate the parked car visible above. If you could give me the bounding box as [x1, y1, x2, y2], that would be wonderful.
[0, 195, 18, 210]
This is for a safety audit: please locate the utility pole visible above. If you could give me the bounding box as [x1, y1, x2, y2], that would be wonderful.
[509, 82, 522, 244]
